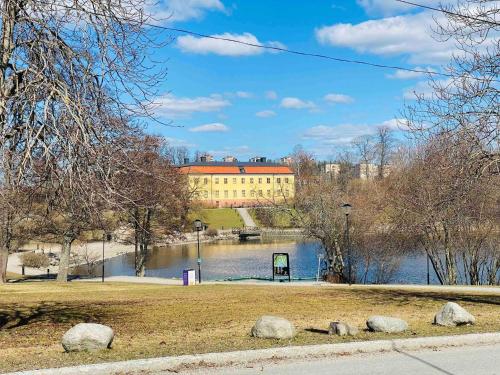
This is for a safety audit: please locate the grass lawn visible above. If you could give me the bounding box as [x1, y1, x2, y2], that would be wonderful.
[191, 208, 244, 230]
[1, 283, 499, 372]
[249, 208, 298, 228]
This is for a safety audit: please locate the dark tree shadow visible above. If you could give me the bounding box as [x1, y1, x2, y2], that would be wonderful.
[354, 289, 500, 306]
[305, 328, 329, 335]
[0, 302, 108, 330]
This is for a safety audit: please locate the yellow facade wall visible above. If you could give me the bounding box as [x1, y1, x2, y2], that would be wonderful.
[188, 173, 295, 207]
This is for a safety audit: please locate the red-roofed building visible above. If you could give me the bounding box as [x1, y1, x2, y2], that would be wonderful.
[178, 162, 295, 207]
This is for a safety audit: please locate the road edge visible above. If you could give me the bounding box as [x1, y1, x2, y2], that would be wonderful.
[7, 332, 500, 375]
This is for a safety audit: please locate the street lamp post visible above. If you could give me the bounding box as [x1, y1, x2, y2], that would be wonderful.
[102, 232, 111, 283]
[341, 203, 352, 285]
[102, 233, 105, 283]
[194, 219, 203, 284]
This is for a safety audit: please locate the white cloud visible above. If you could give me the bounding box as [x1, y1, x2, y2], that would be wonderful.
[176, 32, 285, 56]
[153, 93, 230, 118]
[236, 91, 253, 98]
[265, 90, 278, 100]
[146, 0, 225, 23]
[303, 124, 377, 145]
[209, 145, 252, 157]
[280, 97, 316, 110]
[315, 12, 456, 64]
[164, 137, 197, 148]
[303, 119, 406, 145]
[256, 110, 276, 118]
[387, 67, 436, 79]
[403, 78, 452, 100]
[189, 122, 229, 132]
[324, 93, 354, 104]
[356, 0, 445, 16]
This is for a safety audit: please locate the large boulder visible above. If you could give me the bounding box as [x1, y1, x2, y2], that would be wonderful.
[251, 316, 296, 339]
[366, 315, 408, 333]
[434, 302, 475, 326]
[62, 323, 114, 352]
[328, 321, 359, 336]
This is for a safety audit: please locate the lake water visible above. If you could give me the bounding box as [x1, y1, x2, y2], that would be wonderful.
[90, 239, 441, 284]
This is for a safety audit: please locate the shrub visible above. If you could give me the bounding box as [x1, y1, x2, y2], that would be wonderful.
[20, 252, 50, 268]
[205, 228, 218, 238]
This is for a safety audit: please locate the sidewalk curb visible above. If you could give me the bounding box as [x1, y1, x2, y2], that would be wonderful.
[7, 333, 500, 375]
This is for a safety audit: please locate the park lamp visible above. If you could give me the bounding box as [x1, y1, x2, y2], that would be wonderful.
[341, 203, 352, 216]
[194, 219, 203, 232]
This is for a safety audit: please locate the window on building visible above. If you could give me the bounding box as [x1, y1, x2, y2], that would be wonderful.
[242, 190, 246, 197]
[194, 178, 200, 185]
[285, 189, 289, 197]
[241, 178, 245, 184]
[215, 178, 219, 184]
[258, 178, 262, 184]
[267, 190, 271, 197]
[233, 190, 237, 197]
[258, 190, 263, 197]
[204, 177, 208, 185]
[277, 178, 281, 184]
[267, 177, 271, 183]
[285, 178, 289, 184]
[224, 178, 228, 184]
[232, 178, 237, 184]
[203, 191, 208, 198]
[215, 190, 219, 198]
[224, 190, 228, 198]
[250, 178, 254, 184]
[250, 190, 255, 198]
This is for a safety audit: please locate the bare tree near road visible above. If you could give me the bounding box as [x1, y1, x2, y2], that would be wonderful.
[0, 0, 167, 282]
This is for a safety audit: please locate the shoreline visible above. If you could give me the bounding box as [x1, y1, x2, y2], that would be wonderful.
[6, 232, 238, 277]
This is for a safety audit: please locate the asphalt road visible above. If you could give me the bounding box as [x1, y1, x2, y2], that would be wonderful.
[181, 343, 500, 375]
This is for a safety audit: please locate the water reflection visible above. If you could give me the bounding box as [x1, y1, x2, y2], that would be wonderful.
[88, 239, 439, 284]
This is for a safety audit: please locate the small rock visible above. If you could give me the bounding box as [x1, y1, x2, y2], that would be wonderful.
[328, 321, 359, 336]
[366, 315, 408, 333]
[62, 323, 114, 352]
[434, 302, 475, 326]
[251, 316, 296, 339]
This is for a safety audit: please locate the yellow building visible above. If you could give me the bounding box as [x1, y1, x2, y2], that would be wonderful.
[178, 162, 295, 207]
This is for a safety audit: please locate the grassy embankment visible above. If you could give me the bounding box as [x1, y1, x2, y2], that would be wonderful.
[249, 207, 299, 228]
[188, 208, 244, 230]
[1, 282, 499, 372]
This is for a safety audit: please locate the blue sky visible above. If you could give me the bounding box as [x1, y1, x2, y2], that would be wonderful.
[144, 0, 455, 161]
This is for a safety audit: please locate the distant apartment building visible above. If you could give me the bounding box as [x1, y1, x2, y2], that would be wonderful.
[321, 162, 391, 180]
[178, 162, 295, 208]
[223, 155, 237, 163]
[199, 154, 214, 162]
[280, 156, 293, 165]
[322, 162, 340, 176]
[355, 163, 379, 180]
[249, 156, 267, 163]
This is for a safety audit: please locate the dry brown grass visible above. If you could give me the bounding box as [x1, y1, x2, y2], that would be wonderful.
[0, 282, 499, 372]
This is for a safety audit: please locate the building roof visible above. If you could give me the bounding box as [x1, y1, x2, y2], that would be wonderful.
[178, 162, 294, 175]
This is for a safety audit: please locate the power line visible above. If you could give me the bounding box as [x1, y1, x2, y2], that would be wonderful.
[395, 0, 500, 26]
[31, 1, 499, 82]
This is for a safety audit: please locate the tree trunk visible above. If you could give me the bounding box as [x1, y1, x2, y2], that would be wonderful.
[0, 245, 8, 283]
[56, 235, 73, 282]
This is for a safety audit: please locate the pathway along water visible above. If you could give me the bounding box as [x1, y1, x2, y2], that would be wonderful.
[80, 239, 441, 284]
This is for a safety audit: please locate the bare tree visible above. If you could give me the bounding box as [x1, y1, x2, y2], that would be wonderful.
[404, 0, 499, 176]
[115, 136, 189, 276]
[352, 135, 376, 178]
[374, 126, 394, 178]
[0, 0, 166, 281]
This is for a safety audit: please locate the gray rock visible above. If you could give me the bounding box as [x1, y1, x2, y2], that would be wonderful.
[62, 323, 114, 352]
[366, 315, 408, 333]
[251, 316, 296, 339]
[328, 321, 359, 336]
[434, 302, 476, 326]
